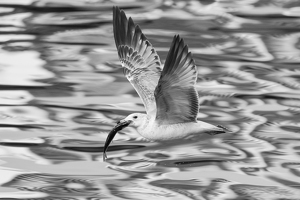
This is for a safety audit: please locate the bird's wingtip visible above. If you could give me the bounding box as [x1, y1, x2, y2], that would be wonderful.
[112, 6, 118, 14]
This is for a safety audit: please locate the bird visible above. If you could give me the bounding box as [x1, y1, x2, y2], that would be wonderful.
[103, 6, 230, 160]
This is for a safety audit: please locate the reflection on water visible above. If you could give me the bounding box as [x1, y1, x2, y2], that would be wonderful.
[0, 0, 300, 199]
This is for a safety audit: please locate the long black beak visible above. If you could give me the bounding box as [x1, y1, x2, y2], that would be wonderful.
[103, 120, 132, 161]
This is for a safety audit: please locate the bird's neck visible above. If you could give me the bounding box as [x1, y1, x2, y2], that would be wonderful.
[137, 115, 155, 134]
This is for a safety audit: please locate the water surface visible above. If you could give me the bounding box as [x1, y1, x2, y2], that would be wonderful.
[0, 0, 300, 199]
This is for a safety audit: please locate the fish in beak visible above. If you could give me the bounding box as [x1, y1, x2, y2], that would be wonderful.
[103, 119, 132, 161]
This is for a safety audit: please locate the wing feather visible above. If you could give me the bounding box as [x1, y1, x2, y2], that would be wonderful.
[113, 7, 162, 115]
[154, 35, 199, 125]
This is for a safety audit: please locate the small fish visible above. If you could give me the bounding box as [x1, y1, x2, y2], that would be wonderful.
[103, 120, 131, 161]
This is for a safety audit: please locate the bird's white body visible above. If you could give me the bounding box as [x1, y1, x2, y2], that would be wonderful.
[138, 121, 217, 141]
[121, 113, 223, 141]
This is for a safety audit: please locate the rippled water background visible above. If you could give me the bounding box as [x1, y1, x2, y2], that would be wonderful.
[1, 0, 300, 199]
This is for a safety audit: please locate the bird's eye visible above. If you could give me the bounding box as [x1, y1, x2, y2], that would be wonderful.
[133, 116, 138, 119]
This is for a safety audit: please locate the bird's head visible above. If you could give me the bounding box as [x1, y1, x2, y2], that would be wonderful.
[103, 113, 147, 161]
[120, 113, 147, 128]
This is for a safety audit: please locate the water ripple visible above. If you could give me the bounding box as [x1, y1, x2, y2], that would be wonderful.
[0, 0, 300, 199]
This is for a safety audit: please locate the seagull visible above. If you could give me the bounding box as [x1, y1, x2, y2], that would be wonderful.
[103, 7, 229, 160]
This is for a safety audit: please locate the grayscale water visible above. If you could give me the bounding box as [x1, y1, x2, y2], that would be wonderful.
[0, 0, 300, 199]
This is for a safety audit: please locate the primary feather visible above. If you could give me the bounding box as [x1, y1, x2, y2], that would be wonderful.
[154, 35, 199, 125]
[113, 6, 162, 116]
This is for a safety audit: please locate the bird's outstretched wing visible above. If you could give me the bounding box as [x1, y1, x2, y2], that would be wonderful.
[154, 35, 199, 125]
[113, 7, 162, 115]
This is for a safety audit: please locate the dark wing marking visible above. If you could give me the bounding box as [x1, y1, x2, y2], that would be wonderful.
[154, 35, 199, 125]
